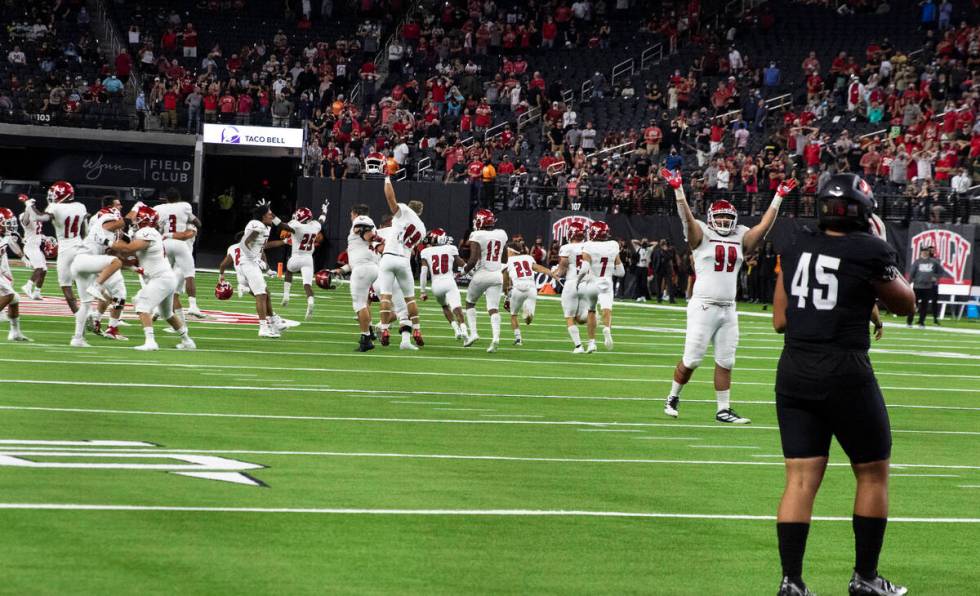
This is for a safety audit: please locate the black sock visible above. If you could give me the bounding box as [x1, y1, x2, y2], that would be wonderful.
[777, 522, 810, 583]
[853, 514, 887, 579]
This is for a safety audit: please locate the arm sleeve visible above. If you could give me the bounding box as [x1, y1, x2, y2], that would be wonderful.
[419, 262, 428, 292]
[867, 239, 901, 282]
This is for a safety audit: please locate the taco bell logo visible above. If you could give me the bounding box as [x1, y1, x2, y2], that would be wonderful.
[220, 126, 241, 144]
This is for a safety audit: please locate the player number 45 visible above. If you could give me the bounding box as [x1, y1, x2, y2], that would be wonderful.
[790, 252, 840, 310]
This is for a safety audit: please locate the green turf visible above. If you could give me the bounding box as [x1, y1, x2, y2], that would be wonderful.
[0, 270, 977, 595]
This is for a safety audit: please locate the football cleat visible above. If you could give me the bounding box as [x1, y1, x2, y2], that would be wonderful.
[176, 337, 197, 350]
[664, 395, 680, 418]
[399, 341, 418, 351]
[604, 336, 613, 350]
[572, 345, 585, 354]
[7, 332, 31, 342]
[103, 327, 128, 341]
[281, 296, 290, 307]
[513, 337, 523, 346]
[357, 335, 374, 352]
[258, 326, 281, 338]
[380, 328, 391, 346]
[134, 341, 159, 352]
[848, 572, 907, 596]
[305, 303, 314, 321]
[412, 329, 424, 347]
[368, 325, 377, 340]
[585, 341, 597, 354]
[21, 283, 40, 300]
[163, 327, 177, 334]
[270, 316, 289, 331]
[487, 341, 498, 353]
[716, 408, 751, 424]
[778, 577, 815, 596]
[69, 337, 91, 348]
[463, 334, 479, 347]
[186, 309, 207, 319]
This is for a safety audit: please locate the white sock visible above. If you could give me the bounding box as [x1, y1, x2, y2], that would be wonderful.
[450, 321, 460, 334]
[412, 321, 420, 330]
[379, 322, 389, 331]
[259, 318, 269, 329]
[459, 322, 468, 337]
[73, 303, 90, 338]
[603, 326, 612, 339]
[466, 308, 477, 336]
[307, 296, 314, 305]
[567, 325, 581, 347]
[143, 327, 155, 341]
[25, 281, 34, 292]
[177, 326, 189, 338]
[401, 330, 411, 344]
[670, 381, 684, 397]
[188, 297, 198, 310]
[10, 317, 20, 332]
[489, 313, 500, 342]
[716, 389, 731, 412]
[513, 328, 522, 340]
[282, 282, 291, 298]
[109, 317, 120, 329]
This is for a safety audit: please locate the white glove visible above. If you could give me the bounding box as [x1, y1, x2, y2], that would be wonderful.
[24, 199, 35, 208]
[321, 200, 329, 215]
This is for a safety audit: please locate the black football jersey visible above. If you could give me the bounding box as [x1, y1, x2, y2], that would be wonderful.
[776, 228, 899, 399]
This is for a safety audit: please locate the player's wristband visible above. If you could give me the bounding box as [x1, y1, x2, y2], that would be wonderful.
[340, 264, 351, 274]
[769, 195, 783, 211]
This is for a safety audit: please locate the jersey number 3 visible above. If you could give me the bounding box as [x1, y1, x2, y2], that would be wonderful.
[790, 252, 840, 310]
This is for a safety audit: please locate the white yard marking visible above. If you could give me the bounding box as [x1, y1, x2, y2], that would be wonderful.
[481, 414, 545, 418]
[0, 503, 977, 523]
[433, 408, 496, 412]
[689, 445, 760, 449]
[577, 429, 645, 433]
[391, 401, 452, 406]
[891, 474, 960, 478]
[634, 437, 702, 441]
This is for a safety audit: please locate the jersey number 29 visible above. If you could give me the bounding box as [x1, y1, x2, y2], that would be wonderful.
[790, 252, 840, 310]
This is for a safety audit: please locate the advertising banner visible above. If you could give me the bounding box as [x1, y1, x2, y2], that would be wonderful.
[202, 124, 304, 149]
[39, 153, 193, 193]
[906, 223, 974, 285]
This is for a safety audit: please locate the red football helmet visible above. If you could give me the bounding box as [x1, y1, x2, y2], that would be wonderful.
[473, 208, 496, 230]
[293, 207, 313, 223]
[135, 206, 160, 229]
[589, 220, 610, 241]
[315, 269, 332, 289]
[47, 180, 75, 204]
[707, 200, 738, 236]
[567, 220, 587, 241]
[42, 238, 58, 259]
[214, 281, 233, 300]
[426, 228, 449, 246]
[0, 208, 16, 236]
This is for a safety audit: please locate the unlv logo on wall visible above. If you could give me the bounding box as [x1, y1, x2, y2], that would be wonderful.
[908, 224, 974, 285]
[551, 215, 594, 243]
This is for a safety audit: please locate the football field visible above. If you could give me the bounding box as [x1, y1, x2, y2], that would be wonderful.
[1, 270, 977, 595]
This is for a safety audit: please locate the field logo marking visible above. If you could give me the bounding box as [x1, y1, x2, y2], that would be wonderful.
[13, 297, 296, 327]
[0, 440, 267, 487]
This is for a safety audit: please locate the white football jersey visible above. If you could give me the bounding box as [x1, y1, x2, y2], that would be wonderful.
[154, 202, 194, 235]
[239, 219, 270, 263]
[506, 254, 537, 282]
[420, 244, 459, 280]
[45, 202, 88, 248]
[289, 219, 322, 256]
[81, 210, 122, 255]
[690, 219, 749, 303]
[134, 227, 171, 279]
[347, 227, 379, 268]
[583, 240, 620, 280]
[469, 228, 508, 273]
[226, 244, 244, 274]
[19, 208, 46, 241]
[386, 203, 426, 257]
[0, 236, 12, 280]
[558, 241, 585, 284]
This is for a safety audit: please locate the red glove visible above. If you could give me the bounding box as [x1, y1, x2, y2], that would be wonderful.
[660, 167, 683, 189]
[776, 178, 798, 197]
[504, 297, 511, 312]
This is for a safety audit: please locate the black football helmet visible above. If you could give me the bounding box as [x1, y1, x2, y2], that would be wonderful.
[817, 173, 875, 233]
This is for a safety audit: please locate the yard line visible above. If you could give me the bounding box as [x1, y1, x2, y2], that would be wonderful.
[3, 447, 978, 471]
[577, 429, 645, 433]
[481, 414, 545, 418]
[891, 474, 960, 478]
[1, 404, 977, 439]
[433, 408, 496, 412]
[689, 445, 760, 449]
[391, 401, 452, 405]
[634, 437, 701, 441]
[0, 377, 976, 409]
[0, 503, 977, 523]
[959, 485, 980, 489]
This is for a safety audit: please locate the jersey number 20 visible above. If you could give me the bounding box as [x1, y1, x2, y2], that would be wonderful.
[790, 252, 840, 310]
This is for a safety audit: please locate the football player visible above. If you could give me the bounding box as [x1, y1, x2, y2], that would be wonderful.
[235, 201, 289, 338]
[661, 168, 796, 423]
[281, 202, 328, 320]
[503, 242, 555, 345]
[154, 187, 205, 318]
[771, 174, 914, 596]
[553, 220, 590, 353]
[461, 209, 508, 353]
[330, 204, 379, 352]
[43, 181, 87, 313]
[17, 194, 51, 300]
[580, 220, 624, 351]
[160, 228, 199, 332]
[105, 206, 195, 351]
[378, 177, 425, 350]
[0, 208, 30, 341]
[419, 228, 468, 340]
[69, 198, 127, 347]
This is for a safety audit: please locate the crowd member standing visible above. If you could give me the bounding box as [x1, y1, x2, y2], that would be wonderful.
[630, 238, 652, 301]
[906, 246, 944, 327]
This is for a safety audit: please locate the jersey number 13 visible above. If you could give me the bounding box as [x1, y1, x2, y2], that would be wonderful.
[790, 252, 840, 310]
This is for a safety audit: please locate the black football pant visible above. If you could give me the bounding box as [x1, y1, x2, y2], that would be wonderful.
[633, 266, 650, 300]
[907, 286, 939, 326]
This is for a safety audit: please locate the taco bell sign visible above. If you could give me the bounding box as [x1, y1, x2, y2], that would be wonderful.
[203, 124, 304, 148]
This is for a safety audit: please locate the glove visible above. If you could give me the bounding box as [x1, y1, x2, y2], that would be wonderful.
[660, 167, 683, 189]
[256, 198, 270, 208]
[504, 297, 511, 312]
[421, 292, 428, 301]
[285, 236, 293, 245]
[321, 200, 329, 215]
[776, 178, 798, 197]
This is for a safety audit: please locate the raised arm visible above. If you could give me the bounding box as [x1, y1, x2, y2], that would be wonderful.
[660, 168, 702, 250]
[384, 176, 399, 216]
[743, 178, 796, 254]
[773, 270, 787, 333]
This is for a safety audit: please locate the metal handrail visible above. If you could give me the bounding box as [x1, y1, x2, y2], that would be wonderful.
[484, 121, 508, 142]
[546, 161, 566, 176]
[640, 43, 664, 70]
[516, 107, 541, 132]
[858, 128, 888, 140]
[580, 80, 594, 103]
[561, 88, 574, 105]
[611, 58, 634, 89]
[416, 156, 431, 175]
[394, 167, 408, 181]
